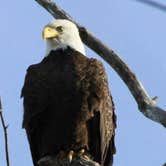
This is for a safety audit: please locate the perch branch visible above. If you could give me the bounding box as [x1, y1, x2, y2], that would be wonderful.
[0, 97, 10, 166]
[34, 0, 166, 127]
[38, 155, 100, 166]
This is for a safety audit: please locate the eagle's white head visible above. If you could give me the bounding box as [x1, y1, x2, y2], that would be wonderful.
[42, 19, 85, 56]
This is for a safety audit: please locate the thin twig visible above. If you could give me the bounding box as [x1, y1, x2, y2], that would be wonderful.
[0, 97, 10, 166]
[34, 0, 166, 127]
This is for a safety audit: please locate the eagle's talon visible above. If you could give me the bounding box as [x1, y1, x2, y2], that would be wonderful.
[68, 150, 74, 163]
[82, 155, 90, 161]
[78, 149, 85, 156]
[77, 149, 90, 161]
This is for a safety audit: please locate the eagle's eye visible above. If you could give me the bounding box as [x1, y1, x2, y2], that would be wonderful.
[56, 26, 63, 32]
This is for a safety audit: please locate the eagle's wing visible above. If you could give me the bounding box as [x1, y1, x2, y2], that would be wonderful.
[88, 59, 116, 166]
[21, 64, 49, 128]
[21, 64, 50, 165]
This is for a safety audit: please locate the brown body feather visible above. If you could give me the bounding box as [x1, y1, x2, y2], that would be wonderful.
[21, 47, 116, 166]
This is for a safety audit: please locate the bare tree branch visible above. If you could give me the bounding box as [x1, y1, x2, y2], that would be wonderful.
[0, 97, 10, 166]
[34, 0, 166, 127]
[135, 0, 166, 12]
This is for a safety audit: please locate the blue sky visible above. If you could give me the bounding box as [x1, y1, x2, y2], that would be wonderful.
[0, 0, 166, 165]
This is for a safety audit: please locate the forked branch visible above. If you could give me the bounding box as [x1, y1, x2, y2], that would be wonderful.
[0, 97, 10, 166]
[34, 0, 166, 127]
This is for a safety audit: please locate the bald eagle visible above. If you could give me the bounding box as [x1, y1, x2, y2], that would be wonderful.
[22, 19, 116, 166]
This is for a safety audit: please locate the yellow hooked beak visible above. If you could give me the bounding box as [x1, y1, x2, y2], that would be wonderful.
[42, 26, 59, 40]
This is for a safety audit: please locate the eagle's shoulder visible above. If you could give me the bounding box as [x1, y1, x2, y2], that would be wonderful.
[27, 64, 39, 72]
[21, 61, 45, 98]
[87, 58, 108, 97]
[88, 58, 104, 69]
[25, 62, 43, 78]
[88, 58, 107, 81]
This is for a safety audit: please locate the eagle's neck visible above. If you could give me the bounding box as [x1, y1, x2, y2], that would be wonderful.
[45, 39, 86, 56]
